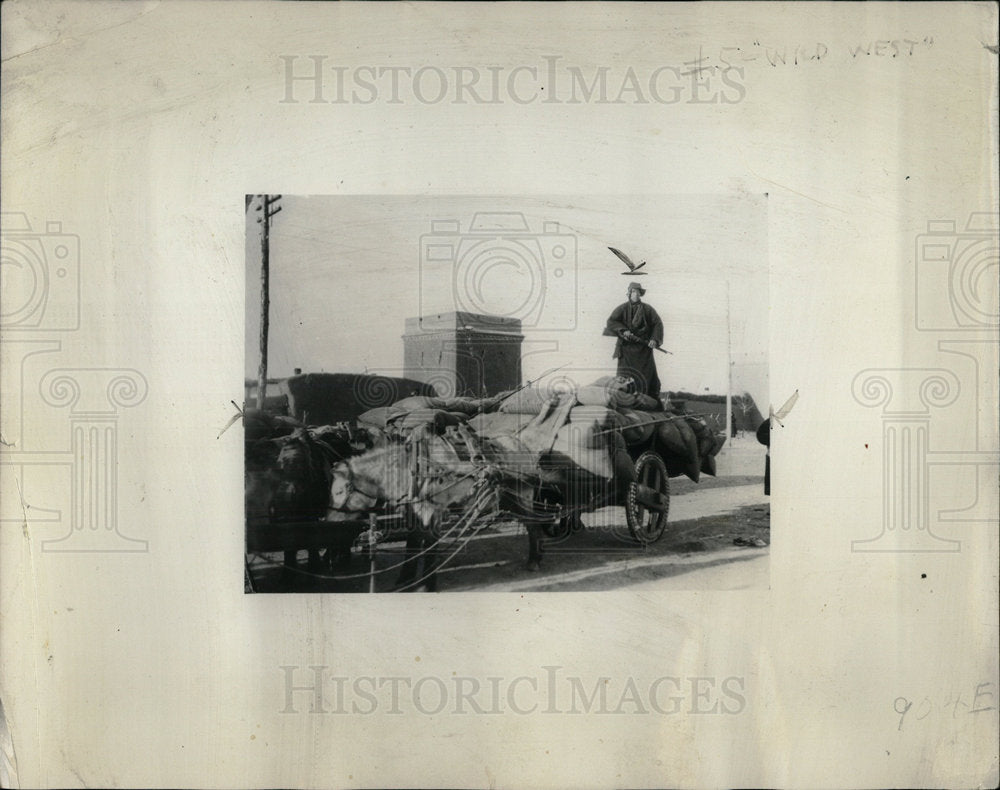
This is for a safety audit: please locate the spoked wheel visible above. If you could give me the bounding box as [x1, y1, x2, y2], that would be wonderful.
[626, 451, 670, 544]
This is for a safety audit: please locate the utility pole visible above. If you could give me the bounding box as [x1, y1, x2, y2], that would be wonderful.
[725, 279, 732, 441]
[255, 195, 282, 410]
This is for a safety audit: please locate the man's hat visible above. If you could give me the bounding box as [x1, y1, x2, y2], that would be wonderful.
[627, 281, 646, 295]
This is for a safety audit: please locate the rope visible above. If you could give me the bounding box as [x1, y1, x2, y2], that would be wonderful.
[248, 472, 607, 589]
[288, 510, 472, 582]
[589, 412, 689, 438]
[393, 492, 493, 591]
[367, 470, 501, 590]
[278, 419, 645, 587]
[276, 466, 497, 583]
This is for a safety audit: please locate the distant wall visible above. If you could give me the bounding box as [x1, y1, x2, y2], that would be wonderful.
[664, 392, 764, 432]
[244, 379, 290, 414]
[284, 373, 436, 425]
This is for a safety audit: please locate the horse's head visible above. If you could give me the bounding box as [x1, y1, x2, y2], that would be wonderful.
[246, 430, 333, 524]
[245, 466, 279, 527]
[274, 429, 317, 479]
[245, 437, 281, 526]
[328, 460, 380, 514]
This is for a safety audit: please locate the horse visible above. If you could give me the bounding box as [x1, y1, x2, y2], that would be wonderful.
[246, 422, 377, 579]
[328, 429, 475, 590]
[328, 423, 571, 588]
[326, 424, 619, 586]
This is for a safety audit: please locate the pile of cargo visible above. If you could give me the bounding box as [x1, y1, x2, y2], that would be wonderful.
[356, 376, 725, 483]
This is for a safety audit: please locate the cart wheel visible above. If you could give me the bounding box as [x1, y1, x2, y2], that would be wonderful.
[626, 451, 670, 544]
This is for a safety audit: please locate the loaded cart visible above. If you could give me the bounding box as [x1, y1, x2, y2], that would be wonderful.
[245, 377, 726, 591]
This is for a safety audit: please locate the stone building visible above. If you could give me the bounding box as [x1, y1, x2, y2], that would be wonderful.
[403, 311, 523, 397]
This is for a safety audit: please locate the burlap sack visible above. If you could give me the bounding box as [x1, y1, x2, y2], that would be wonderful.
[618, 408, 659, 445]
[610, 432, 636, 486]
[357, 406, 394, 429]
[575, 385, 641, 409]
[685, 415, 716, 459]
[655, 419, 687, 457]
[588, 375, 629, 390]
[467, 411, 534, 437]
[391, 395, 440, 412]
[673, 417, 702, 481]
[630, 393, 663, 411]
[548, 420, 614, 479]
[392, 408, 467, 432]
[656, 417, 701, 481]
[567, 405, 624, 432]
[497, 387, 553, 414]
[435, 396, 501, 415]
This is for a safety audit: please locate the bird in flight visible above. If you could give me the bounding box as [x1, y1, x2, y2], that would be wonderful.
[608, 247, 647, 275]
[769, 389, 799, 428]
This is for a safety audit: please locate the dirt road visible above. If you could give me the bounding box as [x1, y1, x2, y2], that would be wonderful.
[247, 471, 770, 593]
[440, 480, 770, 592]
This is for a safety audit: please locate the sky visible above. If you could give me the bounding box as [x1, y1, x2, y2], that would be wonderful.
[246, 194, 769, 410]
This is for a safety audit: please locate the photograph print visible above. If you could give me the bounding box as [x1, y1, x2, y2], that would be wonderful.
[244, 194, 770, 592]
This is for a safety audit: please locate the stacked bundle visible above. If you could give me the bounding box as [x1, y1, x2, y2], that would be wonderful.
[357, 394, 503, 432]
[354, 377, 725, 483]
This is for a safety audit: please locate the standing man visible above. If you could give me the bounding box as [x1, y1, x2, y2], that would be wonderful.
[756, 417, 770, 495]
[604, 281, 664, 398]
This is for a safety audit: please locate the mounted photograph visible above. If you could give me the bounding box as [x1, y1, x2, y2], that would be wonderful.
[244, 194, 771, 592]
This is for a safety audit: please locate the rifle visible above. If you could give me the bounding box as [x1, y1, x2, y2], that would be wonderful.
[619, 331, 673, 355]
[603, 324, 672, 355]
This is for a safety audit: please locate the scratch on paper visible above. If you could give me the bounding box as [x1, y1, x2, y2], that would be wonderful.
[0, 698, 18, 789]
[217, 401, 244, 439]
[14, 477, 30, 541]
[1, 4, 162, 64]
[744, 166, 851, 215]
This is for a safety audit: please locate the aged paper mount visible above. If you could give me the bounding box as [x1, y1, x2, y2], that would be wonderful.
[1, 2, 997, 788]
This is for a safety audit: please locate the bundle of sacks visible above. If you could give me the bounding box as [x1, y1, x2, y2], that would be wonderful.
[355, 377, 725, 483]
[356, 393, 505, 433]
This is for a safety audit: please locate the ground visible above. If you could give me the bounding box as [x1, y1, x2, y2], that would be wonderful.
[246, 434, 771, 593]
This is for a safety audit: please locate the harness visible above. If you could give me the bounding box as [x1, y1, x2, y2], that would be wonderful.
[331, 424, 499, 515]
[330, 462, 383, 510]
